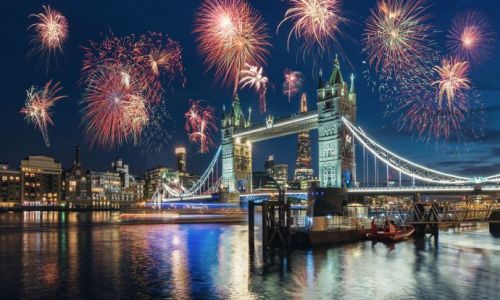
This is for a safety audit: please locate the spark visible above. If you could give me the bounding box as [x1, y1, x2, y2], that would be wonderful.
[194, 0, 270, 94]
[82, 32, 185, 104]
[28, 6, 69, 68]
[392, 56, 482, 143]
[283, 69, 303, 102]
[432, 58, 471, 110]
[363, 0, 433, 77]
[447, 12, 495, 64]
[185, 100, 217, 153]
[20, 81, 66, 147]
[81, 64, 149, 148]
[278, 0, 346, 57]
[239, 64, 269, 113]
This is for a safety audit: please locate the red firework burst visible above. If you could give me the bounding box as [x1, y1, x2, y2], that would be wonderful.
[81, 64, 149, 148]
[28, 6, 69, 68]
[21, 81, 66, 147]
[185, 100, 217, 153]
[82, 32, 185, 104]
[283, 69, 303, 102]
[447, 12, 495, 64]
[194, 0, 270, 94]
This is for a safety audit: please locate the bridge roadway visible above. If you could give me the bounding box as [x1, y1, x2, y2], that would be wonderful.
[161, 185, 500, 202]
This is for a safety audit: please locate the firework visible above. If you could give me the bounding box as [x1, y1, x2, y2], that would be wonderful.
[21, 81, 66, 147]
[82, 32, 185, 104]
[283, 69, 303, 102]
[194, 0, 270, 94]
[239, 64, 269, 112]
[278, 0, 346, 56]
[139, 98, 173, 154]
[28, 6, 68, 67]
[363, 0, 433, 77]
[392, 55, 482, 143]
[81, 64, 149, 148]
[447, 12, 495, 64]
[432, 58, 471, 110]
[185, 100, 217, 153]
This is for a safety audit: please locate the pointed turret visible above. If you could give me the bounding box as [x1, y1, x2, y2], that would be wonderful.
[329, 54, 344, 85]
[247, 107, 252, 127]
[349, 73, 356, 103]
[300, 93, 308, 113]
[318, 69, 324, 89]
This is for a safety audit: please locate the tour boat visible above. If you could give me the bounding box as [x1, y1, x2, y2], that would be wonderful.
[366, 218, 415, 242]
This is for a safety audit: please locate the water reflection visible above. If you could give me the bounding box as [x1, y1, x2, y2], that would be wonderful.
[0, 212, 498, 299]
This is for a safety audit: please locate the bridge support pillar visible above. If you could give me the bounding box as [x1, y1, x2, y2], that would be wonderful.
[306, 187, 347, 230]
[489, 210, 500, 237]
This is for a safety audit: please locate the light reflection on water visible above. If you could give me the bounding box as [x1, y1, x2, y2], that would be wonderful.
[0, 212, 498, 299]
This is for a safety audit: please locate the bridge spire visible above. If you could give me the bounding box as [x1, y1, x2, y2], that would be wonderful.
[300, 93, 308, 113]
[349, 73, 356, 103]
[329, 54, 343, 85]
[318, 69, 324, 89]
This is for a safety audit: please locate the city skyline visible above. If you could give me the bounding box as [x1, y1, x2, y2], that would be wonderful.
[0, 0, 499, 178]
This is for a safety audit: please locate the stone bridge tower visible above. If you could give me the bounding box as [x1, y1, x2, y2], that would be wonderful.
[317, 56, 357, 188]
[221, 95, 253, 193]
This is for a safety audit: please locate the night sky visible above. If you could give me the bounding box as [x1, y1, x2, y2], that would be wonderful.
[1, 0, 500, 179]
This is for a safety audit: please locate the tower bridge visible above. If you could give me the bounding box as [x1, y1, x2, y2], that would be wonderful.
[151, 56, 500, 219]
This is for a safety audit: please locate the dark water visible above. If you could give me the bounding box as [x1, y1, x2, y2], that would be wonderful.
[0, 212, 498, 299]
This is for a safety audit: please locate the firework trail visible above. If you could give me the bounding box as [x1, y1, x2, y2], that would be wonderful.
[82, 32, 185, 104]
[283, 69, 303, 102]
[194, 0, 270, 94]
[134, 32, 186, 103]
[139, 97, 173, 154]
[447, 12, 495, 64]
[432, 58, 471, 110]
[185, 100, 217, 153]
[278, 0, 347, 58]
[363, 0, 433, 78]
[393, 55, 482, 143]
[239, 64, 269, 113]
[21, 81, 66, 147]
[28, 6, 69, 69]
[81, 64, 149, 148]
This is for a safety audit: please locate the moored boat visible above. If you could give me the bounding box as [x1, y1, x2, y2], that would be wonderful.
[366, 219, 414, 242]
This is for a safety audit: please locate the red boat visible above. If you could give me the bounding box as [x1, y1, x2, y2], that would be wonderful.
[366, 219, 415, 242]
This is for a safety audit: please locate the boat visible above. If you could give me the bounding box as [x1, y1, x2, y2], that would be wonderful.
[366, 218, 414, 242]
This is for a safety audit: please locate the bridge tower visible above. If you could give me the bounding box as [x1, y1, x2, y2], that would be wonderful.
[221, 95, 253, 193]
[317, 56, 357, 188]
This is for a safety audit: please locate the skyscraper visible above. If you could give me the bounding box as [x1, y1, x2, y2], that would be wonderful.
[294, 93, 314, 182]
[175, 146, 187, 173]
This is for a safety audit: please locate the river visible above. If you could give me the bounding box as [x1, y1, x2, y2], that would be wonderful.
[0, 212, 498, 299]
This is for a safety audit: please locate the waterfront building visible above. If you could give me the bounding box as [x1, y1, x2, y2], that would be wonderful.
[0, 163, 21, 208]
[84, 171, 135, 209]
[144, 167, 172, 199]
[264, 155, 275, 178]
[112, 157, 130, 188]
[273, 164, 288, 190]
[175, 146, 187, 173]
[20, 156, 62, 206]
[293, 93, 314, 186]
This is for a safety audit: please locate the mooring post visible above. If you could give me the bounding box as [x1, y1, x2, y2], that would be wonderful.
[286, 202, 291, 248]
[262, 201, 268, 251]
[248, 200, 255, 252]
